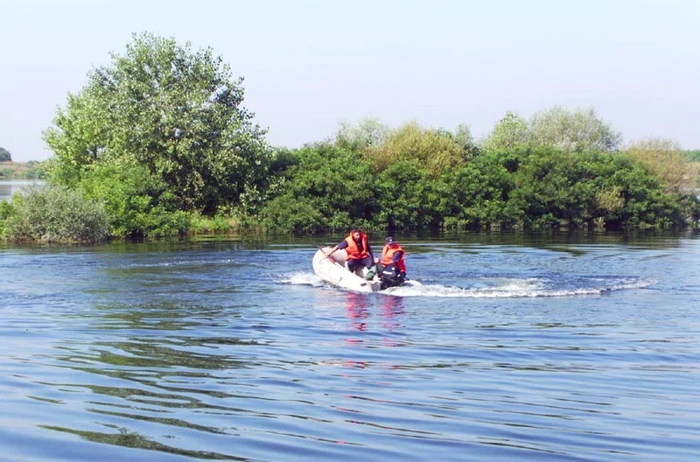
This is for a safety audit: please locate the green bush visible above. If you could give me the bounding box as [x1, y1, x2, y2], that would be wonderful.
[445, 149, 521, 229]
[375, 160, 445, 230]
[438, 147, 692, 231]
[360, 121, 469, 176]
[77, 163, 188, 238]
[0, 200, 14, 239]
[683, 150, 700, 162]
[256, 143, 378, 233]
[256, 193, 326, 233]
[189, 212, 236, 234]
[626, 139, 698, 194]
[5, 185, 109, 243]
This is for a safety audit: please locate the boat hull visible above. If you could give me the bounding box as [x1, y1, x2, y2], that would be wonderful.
[312, 247, 420, 293]
[312, 247, 381, 292]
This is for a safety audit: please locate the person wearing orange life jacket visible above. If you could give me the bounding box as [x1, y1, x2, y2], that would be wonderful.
[326, 228, 375, 276]
[376, 236, 407, 289]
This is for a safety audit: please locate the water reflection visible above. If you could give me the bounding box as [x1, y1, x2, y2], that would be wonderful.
[91, 302, 240, 331]
[344, 293, 369, 332]
[40, 425, 242, 460]
[379, 295, 405, 332]
[343, 292, 407, 350]
[58, 339, 245, 370]
[343, 293, 406, 333]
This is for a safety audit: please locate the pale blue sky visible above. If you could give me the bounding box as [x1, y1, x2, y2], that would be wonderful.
[1, 0, 698, 161]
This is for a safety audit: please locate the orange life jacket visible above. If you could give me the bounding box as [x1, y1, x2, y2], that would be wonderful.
[345, 233, 369, 260]
[381, 244, 406, 273]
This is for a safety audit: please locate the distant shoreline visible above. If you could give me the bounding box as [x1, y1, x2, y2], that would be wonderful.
[0, 161, 45, 180]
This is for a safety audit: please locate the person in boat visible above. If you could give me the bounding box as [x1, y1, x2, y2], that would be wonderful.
[376, 236, 407, 289]
[326, 228, 375, 276]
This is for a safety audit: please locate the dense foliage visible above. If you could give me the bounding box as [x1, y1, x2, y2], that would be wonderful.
[43, 32, 269, 216]
[483, 107, 622, 153]
[3, 185, 108, 243]
[76, 163, 190, 238]
[2, 33, 697, 244]
[626, 138, 699, 194]
[252, 141, 696, 233]
[254, 144, 378, 233]
[0, 147, 11, 162]
[684, 150, 700, 162]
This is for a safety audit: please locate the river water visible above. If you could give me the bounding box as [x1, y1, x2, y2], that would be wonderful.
[0, 179, 43, 202]
[1, 232, 698, 461]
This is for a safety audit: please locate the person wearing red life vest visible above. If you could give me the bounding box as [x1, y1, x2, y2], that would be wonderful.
[377, 236, 406, 289]
[326, 228, 375, 275]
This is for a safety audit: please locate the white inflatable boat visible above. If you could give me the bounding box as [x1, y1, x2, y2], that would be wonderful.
[312, 246, 420, 293]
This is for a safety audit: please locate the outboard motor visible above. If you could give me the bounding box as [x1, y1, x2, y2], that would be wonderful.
[379, 264, 406, 290]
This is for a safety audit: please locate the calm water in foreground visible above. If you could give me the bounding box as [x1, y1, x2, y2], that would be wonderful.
[1, 232, 699, 461]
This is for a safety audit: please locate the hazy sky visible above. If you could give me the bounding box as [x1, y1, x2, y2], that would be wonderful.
[1, 0, 698, 161]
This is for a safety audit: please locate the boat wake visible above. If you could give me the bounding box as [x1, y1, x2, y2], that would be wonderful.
[283, 271, 326, 287]
[284, 272, 653, 298]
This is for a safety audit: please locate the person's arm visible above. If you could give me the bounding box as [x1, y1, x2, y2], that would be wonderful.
[392, 250, 404, 263]
[374, 244, 385, 264]
[327, 240, 347, 259]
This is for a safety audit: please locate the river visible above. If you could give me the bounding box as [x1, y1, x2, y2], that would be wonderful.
[0, 179, 43, 202]
[1, 232, 699, 461]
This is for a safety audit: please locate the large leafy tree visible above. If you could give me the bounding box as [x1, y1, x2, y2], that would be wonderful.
[481, 111, 530, 152]
[335, 117, 391, 150]
[626, 138, 698, 194]
[0, 147, 11, 162]
[359, 121, 469, 176]
[44, 32, 269, 215]
[482, 107, 622, 154]
[529, 106, 622, 153]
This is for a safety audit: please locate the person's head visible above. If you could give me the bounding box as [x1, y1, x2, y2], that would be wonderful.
[385, 236, 398, 247]
[350, 228, 361, 240]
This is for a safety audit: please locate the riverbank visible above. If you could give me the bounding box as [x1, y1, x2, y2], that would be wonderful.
[0, 161, 45, 180]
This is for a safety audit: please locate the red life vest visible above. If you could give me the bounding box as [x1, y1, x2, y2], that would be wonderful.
[381, 244, 406, 272]
[345, 233, 369, 260]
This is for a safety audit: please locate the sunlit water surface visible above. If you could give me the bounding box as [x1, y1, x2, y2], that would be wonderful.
[1, 233, 699, 461]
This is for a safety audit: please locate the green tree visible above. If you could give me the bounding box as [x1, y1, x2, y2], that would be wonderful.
[529, 106, 622, 153]
[375, 160, 444, 229]
[453, 123, 479, 156]
[482, 107, 622, 154]
[361, 121, 468, 176]
[78, 163, 188, 238]
[445, 149, 522, 229]
[626, 138, 698, 194]
[256, 143, 378, 233]
[482, 111, 530, 152]
[335, 117, 391, 150]
[0, 147, 11, 162]
[44, 32, 269, 215]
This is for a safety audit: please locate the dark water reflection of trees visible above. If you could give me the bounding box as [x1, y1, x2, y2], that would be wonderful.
[40, 425, 241, 460]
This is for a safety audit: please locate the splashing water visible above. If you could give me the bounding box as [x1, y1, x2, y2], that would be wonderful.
[284, 271, 653, 298]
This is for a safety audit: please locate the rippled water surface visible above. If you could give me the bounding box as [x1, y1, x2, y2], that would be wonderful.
[1, 232, 699, 461]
